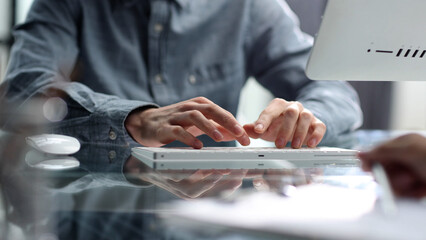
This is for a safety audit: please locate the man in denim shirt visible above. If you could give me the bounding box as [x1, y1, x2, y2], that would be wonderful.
[1, 0, 362, 148]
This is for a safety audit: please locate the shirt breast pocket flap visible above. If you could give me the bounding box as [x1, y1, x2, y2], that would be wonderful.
[192, 61, 241, 84]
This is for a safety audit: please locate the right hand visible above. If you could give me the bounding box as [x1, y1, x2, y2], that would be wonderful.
[125, 97, 250, 148]
[358, 134, 426, 198]
[243, 99, 326, 149]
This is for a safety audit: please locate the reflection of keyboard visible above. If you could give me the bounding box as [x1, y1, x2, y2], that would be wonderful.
[131, 147, 359, 170]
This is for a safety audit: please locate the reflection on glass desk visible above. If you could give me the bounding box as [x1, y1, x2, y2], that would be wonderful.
[0, 131, 425, 240]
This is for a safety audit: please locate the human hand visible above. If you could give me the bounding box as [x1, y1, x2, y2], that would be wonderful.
[243, 98, 326, 148]
[125, 97, 250, 148]
[358, 134, 426, 198]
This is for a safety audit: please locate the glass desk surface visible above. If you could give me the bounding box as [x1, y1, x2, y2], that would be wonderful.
[1, 131, 425, 240]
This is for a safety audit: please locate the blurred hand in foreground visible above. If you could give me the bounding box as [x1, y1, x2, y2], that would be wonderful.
[358, 133, 426, 198]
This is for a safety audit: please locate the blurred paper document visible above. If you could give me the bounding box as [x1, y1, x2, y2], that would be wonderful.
[163, 184, 426, 240]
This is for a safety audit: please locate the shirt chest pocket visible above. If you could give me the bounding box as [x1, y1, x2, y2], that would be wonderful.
[177, 61, 245, 104]
[188, 61, 243, 86]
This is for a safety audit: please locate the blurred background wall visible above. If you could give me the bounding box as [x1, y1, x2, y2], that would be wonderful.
[0, 0, 12, 81]
[1, 0, 425, 131]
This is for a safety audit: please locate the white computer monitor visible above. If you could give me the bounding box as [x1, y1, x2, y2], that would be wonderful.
[306, 0, 426, 81]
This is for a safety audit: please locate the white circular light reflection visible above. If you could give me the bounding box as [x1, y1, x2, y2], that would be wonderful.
[43, 97, 68, 122]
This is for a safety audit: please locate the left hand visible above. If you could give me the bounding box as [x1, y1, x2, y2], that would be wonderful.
[243, 98, 326, 148]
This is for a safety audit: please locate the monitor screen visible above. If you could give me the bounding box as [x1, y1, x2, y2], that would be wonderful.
[306, 0, 426, 81]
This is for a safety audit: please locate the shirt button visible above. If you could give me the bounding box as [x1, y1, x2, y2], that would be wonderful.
[189, 75, 197, 84]
[109, 130, 117, 140]
[154, 23, 163, 33]
[155, 74, 163, 84]
[108, 150, 117, 161]
[149, 222, 157, 231]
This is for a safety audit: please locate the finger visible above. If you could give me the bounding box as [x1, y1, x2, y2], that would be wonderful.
[290, 110, 313, 149]
[357, 152, 374, 171]
[360, 146, 406, 168]
[171, 110, 224, 142]
[243, 124, 262, 139]
[249, 115, 290, 142]
[274, 106, 301, 148]
[189, 96, 214, 104]
[390, 171, 416, 191]
[404, 187, 426, 198]
[305, 118, 326, 148]
[179, 98, 246, 138]
[255, 107, 300, 145]
[265, 115, 286, 144]
[359, 135, 415, 161]
[215, 125, 251, 146]
[195, 103, 246, 137]
[254, 99, 293, 134]
[236, 133, 251, 146]
[389, 172, 423, 197]
[161, 125, 203, 149]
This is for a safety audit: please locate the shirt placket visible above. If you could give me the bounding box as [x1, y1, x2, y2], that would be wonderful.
[148, 0, 170, 105]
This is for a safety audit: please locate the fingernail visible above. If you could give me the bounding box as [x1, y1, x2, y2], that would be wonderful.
[234, 125, 244, 136]
[241, 135, 251, 146]
[213, 130, 223, 141]
[276, 137, 285, 148]
[255, 123, 264, 132]
[308, 138, 317, 147]
[193, 141, 203, 149]
[292, 138, 301, 148]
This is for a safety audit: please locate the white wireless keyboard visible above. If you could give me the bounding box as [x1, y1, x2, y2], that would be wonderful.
[131, 147, 359, 170]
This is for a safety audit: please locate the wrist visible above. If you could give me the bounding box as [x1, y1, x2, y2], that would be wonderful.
[124, 106, 156, 142]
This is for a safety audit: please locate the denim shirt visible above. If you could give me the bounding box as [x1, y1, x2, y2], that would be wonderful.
[1, 0, 362, 147]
